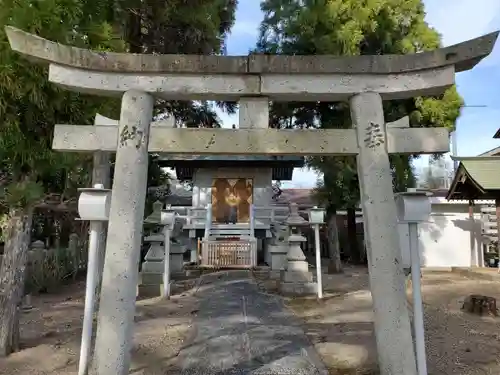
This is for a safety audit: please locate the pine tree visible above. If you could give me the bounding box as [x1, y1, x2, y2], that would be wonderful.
[257, 0, 464, 269]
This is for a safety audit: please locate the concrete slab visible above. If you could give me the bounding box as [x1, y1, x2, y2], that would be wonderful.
[172, 272, 327, 374]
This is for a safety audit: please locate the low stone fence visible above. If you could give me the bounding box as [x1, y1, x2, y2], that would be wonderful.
[0, 233, 87, 293]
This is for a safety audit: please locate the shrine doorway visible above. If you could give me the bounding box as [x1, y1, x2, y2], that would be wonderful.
[211, 178, 253, 224]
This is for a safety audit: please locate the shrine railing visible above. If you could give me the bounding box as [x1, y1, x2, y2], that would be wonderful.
[185, 204, 290, 227]
[201, 238, 257, 268]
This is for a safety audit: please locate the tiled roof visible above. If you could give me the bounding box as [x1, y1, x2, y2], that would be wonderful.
[275, 189, 315, 206]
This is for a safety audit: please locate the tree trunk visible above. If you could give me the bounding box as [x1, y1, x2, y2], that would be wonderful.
[0, 207, 33, 357]
[462, 294, 498, 316]
[347, 207, 361, 264]
[126, 5, 143, 53]
[326, 206, 342, 273]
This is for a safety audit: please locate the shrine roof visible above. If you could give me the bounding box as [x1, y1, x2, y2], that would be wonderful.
[5, 26, 498, 74]
[447, 157, 500, 200]
[158, 155, 304, 167]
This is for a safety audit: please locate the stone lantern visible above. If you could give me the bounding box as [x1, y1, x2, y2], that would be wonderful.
[395, 188, 432, 374]
[161, 207, 187, 276]
[279, 203, 317, 295]
[138, 201, 166, 297]
[266, 221, 290, 275]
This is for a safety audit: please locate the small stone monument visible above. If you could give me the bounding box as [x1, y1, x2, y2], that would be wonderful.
[138, 233, 165, 297]
[168, 213, 187, 277]
[267, 222, 289, 277]
[279, 203, 317, 295]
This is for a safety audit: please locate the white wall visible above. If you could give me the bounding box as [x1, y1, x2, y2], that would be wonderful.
[191, 167, 273, 207]
[398, 202, 483, 268]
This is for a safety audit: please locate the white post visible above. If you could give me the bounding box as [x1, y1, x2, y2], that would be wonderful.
[78, 219, 100, 375]
[192, 186, 200, 207]
[92, 115, 112, 307]
[314, 223, 323, 299]
[204, 203, 212, 238]
[250, 203, 255, 237]
[409, 222, 428, 375]
[163, 226, 171, 299]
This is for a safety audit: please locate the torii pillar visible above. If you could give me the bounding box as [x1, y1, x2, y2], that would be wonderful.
[5, 26, 498, 375]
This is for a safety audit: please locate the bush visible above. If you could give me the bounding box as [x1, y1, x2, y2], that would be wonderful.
[25, 245, 87, 294]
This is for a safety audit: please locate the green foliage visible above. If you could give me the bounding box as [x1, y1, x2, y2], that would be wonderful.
[113, 0, 239, 125]
[258, 0, 464, 211]
[1, 180, 44, 209]
[0, 0, 239, 216]
[0, 0, 121, 213]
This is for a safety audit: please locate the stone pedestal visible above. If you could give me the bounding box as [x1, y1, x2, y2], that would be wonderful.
[268, 244, 288, 272]
[170, 242, 187, 275]
[266, 222, 289, 266]
[279, 233, 316, 296]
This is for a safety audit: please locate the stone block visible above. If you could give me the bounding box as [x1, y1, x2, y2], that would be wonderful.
[280, 270, 313, 283]
[137, 283, 164, 298]
[171, 271, 187, 280]
[144, 243, 164, 262]
[144, 234, 164, 242]
[286, 260, 309, 272]
[185, 268, 201, 277]
[269, 270, 281, 280]
[142, 261, 164, 273]
[140, 272, 163, 285]
[268, 244, 288, 271]
[279, 281, 317, 296]
[170, 243, 186, 254]
[170, 253, 184, 273]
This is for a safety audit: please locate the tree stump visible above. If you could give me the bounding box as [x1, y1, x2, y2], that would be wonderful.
[462, 294, 498, 316]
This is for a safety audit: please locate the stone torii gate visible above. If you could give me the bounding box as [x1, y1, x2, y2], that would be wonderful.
[6, 26, 498, 375]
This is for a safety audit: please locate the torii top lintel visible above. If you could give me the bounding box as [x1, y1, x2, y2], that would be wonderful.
[5, 26, 498, 75]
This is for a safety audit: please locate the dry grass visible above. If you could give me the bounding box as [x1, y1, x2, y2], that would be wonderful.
[0, 280, 200, 375]
[276, 266, 500, 375]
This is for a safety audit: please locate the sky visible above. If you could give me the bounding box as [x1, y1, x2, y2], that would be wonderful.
[217, 0, 500, 188]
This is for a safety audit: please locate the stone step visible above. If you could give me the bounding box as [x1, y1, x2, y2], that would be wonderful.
[280, 281, 317, 296]
[140, 272, 163, 285]
[140, 269, 200, 285]
[281, 270, 313, 283]
[208, 231, 253, 237]
[137, 284, 163, 298]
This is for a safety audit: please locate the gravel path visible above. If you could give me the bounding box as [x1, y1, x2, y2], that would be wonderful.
[280, 267, 500, 375]
[171, 271, 327, 375]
